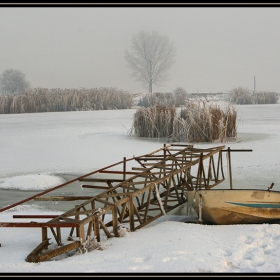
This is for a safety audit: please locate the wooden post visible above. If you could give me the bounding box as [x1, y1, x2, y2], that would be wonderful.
[78, 224, 85, 243]
[199, 153, 203, 190]
[129, 196, 134, 232]
[94, 216, 100, 242]
[227, 147, 233, 189]
[112, 206, 119, 237]
[42, 227, 48, 242]
[56, 227, 62, 245]
[123, 157, 126, 181]
[75, 205, 80, 237]
[198, 194, 203, 224]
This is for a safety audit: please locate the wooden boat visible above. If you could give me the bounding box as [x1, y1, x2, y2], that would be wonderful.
[187, 185, 280, 225]
[183, 147, 280, 225]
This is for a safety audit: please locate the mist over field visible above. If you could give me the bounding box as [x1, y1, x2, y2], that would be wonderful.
[1, 5, 280, 94]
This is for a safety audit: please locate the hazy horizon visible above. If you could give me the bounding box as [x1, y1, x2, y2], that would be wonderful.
[1, 5, 280, 93]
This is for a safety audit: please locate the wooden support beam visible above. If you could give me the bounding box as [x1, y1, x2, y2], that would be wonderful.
[92, 216, 99, 242]
[27, 241, 81, 263]
[13, 214, 58, 219]
[136, 157, 166, 160]
[112, 206, 119, 237]
[26, 239, 51, 262]
[81, 185, 110, 189]
[98, 218, 112, 239]
[42, 227, 48, 242]
[131, 167, 149, 171]
[138, 162, 162, 166]
[34, 196, 94, 201]
[122, 180, 159, 186]
[94, 197, 116, 205]
[98, 192, 131, 198]
[0, 222, 80, 228]
[79, 178, 124, 182]
[99, 170, 139, 175]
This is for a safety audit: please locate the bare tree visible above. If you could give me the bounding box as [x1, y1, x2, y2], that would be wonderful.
[125, 31, 176, 93]
[0, 69, 31, 94]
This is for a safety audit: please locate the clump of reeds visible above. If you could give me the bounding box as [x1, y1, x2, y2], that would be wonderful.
[129, 99, 237, 143]
[0, 87, 134, 114]
[172, 100, 212, 142]
[128, 103, 176, 138]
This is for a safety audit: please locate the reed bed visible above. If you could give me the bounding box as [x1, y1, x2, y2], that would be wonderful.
[0, 87, 133, 114]
[130, 100, 237, 143]
[138, 91, 188, 108]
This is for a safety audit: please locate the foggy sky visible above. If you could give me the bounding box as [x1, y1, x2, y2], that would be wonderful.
[1, 6, 280, 94]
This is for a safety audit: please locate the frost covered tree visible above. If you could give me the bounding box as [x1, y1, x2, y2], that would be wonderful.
[0, 69, 31, 94]
[228, 86, 253, 104]
[125, 30, 176, 93]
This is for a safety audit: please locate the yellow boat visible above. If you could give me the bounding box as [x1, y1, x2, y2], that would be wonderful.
[187, 186, 280, 225]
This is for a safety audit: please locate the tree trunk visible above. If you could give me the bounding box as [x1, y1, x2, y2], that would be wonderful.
[149, 80, 152, 93]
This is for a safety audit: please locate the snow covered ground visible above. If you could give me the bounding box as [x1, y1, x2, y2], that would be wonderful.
[0, 102, 280, 274]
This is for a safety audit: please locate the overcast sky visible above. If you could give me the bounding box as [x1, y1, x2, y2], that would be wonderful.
[1, 5, 280, 94]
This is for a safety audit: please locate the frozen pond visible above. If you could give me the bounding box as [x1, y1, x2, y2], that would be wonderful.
[1, 103, 280, 210]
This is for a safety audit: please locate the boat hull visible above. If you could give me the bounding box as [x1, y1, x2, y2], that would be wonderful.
[187, 189, 280, 225]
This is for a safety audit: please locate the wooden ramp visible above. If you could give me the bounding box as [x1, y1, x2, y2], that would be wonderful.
[0, 144, 232, 262]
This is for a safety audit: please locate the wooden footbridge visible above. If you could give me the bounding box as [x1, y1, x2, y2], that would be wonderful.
[0, 144, 235, 262]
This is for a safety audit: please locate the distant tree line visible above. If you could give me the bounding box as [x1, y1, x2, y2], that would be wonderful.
[228, 87, 279, 104]
[0, 87, 133, 114]
[0, 69, 31, 95]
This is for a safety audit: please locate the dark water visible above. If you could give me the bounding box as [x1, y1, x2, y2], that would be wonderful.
[0, 172, 108, 212]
